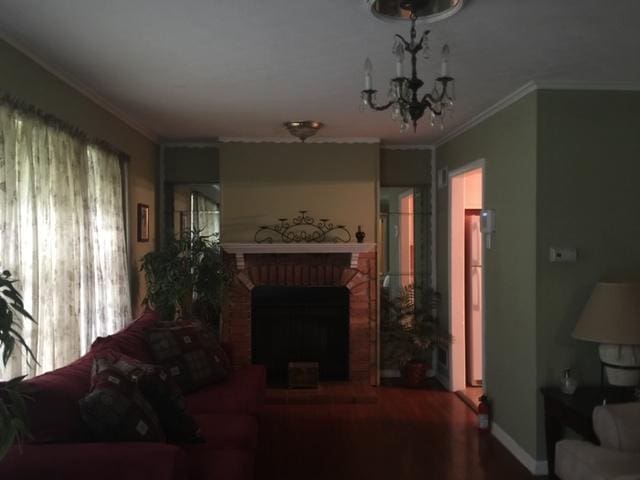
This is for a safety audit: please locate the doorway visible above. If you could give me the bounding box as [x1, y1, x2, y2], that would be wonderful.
[448, 162, 485, 408]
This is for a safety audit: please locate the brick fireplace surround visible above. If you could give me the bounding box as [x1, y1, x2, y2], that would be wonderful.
[221, 245, 378, 385]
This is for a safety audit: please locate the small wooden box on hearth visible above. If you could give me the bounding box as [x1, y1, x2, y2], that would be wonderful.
[288, 362, 319, 389]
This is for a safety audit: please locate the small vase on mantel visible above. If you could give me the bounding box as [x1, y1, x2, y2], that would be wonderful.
[560, 368, 578, 395]
[355, 225, 366, 243]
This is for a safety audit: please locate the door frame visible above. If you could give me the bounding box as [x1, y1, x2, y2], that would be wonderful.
[447, 159, 486, 393]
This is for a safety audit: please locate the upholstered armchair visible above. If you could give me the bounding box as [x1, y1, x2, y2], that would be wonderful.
[556, 402, 640, 480]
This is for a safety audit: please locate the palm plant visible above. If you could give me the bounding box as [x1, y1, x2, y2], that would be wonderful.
[380, 283, 450, 370]
[0, 270, 36, 459]
[141, 231, 227, 328]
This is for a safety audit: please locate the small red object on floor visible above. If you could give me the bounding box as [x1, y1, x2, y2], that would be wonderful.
[478, 395, 490, 431]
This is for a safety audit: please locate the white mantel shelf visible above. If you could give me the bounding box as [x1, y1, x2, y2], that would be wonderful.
[222, 243, 376, 270]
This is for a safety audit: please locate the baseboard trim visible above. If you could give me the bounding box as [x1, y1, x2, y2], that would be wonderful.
[436, 371, 451, 391]
[491, 423, 548, 476]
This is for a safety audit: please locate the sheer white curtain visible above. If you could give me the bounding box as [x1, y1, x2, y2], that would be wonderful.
[0, 102, 131, 378]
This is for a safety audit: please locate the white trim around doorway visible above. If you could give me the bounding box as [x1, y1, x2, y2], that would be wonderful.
[447, 159, 486, 393]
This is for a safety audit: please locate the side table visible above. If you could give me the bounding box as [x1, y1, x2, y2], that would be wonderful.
[540, 386, 635, 479]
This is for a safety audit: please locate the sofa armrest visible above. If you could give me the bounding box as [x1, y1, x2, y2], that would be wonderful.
[593, 402, 640, 453]
[0, 441, 188, 480]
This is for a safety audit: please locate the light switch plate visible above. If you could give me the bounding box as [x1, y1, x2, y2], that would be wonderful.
[549, 246, 578, 263]
[437, 168, 448, 189]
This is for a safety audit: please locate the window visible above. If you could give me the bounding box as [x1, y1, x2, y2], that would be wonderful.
[0, 102, 131, 378]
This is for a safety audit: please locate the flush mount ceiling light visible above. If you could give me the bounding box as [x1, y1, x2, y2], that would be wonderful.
[361, 0, 461, 133]
[283, 121, 324, 142]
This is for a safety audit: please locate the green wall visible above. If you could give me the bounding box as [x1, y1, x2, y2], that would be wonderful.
[164, 146, 219, 183]
[436, 92, 539, 458]
[437, 89, 640, 464]
[219, 142, 379, 243]
[380, 148, 432, 186]
[534, 89, 640, 456]
[0, 38, 157, 313]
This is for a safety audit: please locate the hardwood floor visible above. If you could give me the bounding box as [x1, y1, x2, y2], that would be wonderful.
[457, 386, 484, 412]
[255, 385, 539, 480]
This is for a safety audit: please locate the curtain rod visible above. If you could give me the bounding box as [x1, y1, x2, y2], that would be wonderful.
[0, 93, 130, 161]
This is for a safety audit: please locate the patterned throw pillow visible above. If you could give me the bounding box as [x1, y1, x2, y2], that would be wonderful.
[103, 353, 203, 444]
[79, 358, 165, 442]
[144, 323, 230, 393]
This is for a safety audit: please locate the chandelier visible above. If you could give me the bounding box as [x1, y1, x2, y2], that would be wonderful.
[360, 4, 455, 133]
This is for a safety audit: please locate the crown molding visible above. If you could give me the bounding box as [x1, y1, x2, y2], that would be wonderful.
[380, 144, 434, 150]
[535, 80, 640, 92]
[219, 136, 381, 144]
[161, 141, 221, 148]
[435, 80, 640, 148]
[435, 81, 538, 148]
[1, 33, 157, 142]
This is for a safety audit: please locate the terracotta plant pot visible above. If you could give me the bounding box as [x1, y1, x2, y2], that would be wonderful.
[404, 360, 429, 388]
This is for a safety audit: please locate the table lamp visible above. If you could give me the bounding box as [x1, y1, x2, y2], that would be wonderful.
[573, 282, 640, 386]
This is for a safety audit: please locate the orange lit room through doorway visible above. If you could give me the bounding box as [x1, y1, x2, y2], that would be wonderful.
[449, 162, 484, 410]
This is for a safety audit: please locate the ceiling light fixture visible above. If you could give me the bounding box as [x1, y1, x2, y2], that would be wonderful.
[283, 121, 324, 142]
[361, 0, 456, 133]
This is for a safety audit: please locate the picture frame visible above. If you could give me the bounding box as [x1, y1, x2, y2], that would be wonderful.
[180, 211, 190, 237]
[137, 203, 150, 242]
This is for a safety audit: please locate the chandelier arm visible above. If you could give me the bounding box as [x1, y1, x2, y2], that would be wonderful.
[419, 94, 443, 115]
[370, 98, 396, 111]
[394, 34, 411, 50]
[361, 90, 395, 111]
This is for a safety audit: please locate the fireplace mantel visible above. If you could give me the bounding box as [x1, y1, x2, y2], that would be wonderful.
[222, 243, 376, 269]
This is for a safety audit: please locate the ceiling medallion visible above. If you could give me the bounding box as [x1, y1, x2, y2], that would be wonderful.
[361, 0, 457, 133]
[368, 0, 463, 22]
[283, 121, 324, 142]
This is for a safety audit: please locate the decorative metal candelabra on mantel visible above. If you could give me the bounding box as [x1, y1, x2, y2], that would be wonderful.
[254, 211, 352, 244]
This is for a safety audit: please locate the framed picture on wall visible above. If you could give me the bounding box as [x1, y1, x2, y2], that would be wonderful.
[137, 203, 150, 242]
[180, 211, 190, 237]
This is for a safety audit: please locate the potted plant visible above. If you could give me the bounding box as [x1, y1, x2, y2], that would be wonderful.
[140, 231, 227, 329]
[0, 270, 37, 459]
[380, 284, 450, 388]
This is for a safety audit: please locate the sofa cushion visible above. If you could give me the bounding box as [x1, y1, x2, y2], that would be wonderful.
[0, 441, 189, 480]
[91, 308, 159, 363]
[594, 402, 640, 453]
[79, 358, 165, 442]
[556, 439, 640, 480]
[191, 413, 259, 450]
[18, 310, 161, 444]
[144, 323, 230, 393]
[98, 351, 203, 444]
[19, 352, 94, 443]
[186, 448, 255, 480]
[185, 365, 266, 416]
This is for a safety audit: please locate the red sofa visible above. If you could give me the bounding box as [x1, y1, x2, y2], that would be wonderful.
[0, 309, 266, 480]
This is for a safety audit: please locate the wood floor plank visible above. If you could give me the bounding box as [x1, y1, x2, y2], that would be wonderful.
[255, 385, 540, 480]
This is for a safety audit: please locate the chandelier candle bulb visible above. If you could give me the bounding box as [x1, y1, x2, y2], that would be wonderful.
[393, 40, 405, 77]
[364, 58, 373, 89]
[440, 44, 450, 77]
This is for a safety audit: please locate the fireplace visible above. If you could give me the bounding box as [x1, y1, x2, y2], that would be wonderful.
[221, 243, 378, 385]
[252, 286, 349, 384]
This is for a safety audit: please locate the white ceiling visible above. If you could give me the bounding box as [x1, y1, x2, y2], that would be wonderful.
[1, 0, 640, 145]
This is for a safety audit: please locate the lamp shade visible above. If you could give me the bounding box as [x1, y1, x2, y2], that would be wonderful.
[573, 282, 640, 345]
